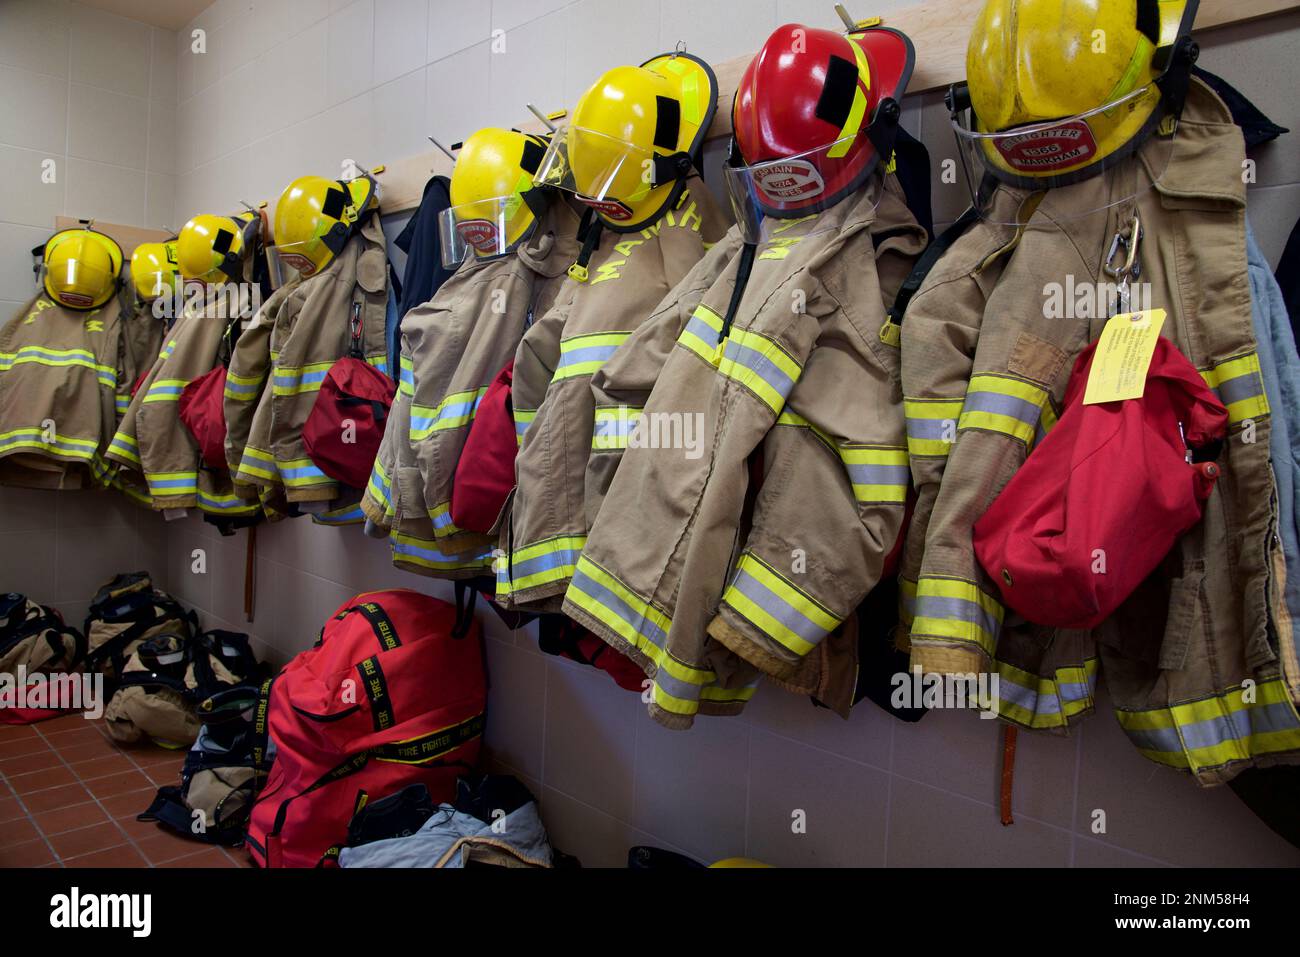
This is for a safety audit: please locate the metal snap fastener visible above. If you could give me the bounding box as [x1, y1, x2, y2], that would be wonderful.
[1002, 569, 1013, 587]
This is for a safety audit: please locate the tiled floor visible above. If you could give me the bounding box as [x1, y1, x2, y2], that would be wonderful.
[0, 715, 255, 868]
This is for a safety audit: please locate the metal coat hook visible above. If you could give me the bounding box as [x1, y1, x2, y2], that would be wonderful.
[526, 103, 558, 133]
[428, 136, 458, 171]
[834, 4, 857, 30]
[672, 39, 686, 57]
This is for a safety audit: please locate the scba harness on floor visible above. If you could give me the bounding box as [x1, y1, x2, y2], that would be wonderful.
[247, 589, 486, 867]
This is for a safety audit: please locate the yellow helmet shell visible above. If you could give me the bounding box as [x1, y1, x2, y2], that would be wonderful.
[966, 0, 1193, 179]
[273, 174, 376, 276]
[177, 212, 256, 284]
[130, 241, 180, 301]
[449, 128, 549, 254]
[567, 51, 717, 230]
[42, 228, 123, 310]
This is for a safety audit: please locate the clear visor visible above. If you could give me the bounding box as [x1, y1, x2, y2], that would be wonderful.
[437, 194, 527, 269]
[535, 127, 657, 223]
[723, 134, 883, 244]
[265, 241, 321, 290]
[950, 84, 1177, 225]
[40, 260, 115, 308]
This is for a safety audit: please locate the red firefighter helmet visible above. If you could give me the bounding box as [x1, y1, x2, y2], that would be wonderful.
[729, 23, 914, 224]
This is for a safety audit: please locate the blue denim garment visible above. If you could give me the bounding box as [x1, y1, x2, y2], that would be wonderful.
[1246, 220, 1300, 626]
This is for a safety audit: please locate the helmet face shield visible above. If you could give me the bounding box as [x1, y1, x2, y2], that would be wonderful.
[724, 134, 884, 244]
[437, 193, 532, 269]
[535, 126, 658, 223]
[951, 83, 1178, 224]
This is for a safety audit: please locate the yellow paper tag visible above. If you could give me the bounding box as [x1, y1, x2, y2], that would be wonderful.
[1083, 308, 1167, 405]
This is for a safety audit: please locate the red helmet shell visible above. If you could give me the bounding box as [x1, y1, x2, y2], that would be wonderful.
[732, 24, 914, 215]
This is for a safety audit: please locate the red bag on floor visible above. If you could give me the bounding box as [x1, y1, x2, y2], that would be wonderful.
[450, 361, 517, 534]
[178, 367, 230, 469]
[246, 589, 485, 868]
[303, 358, 396, 489]
[973, 337, 1227, 630]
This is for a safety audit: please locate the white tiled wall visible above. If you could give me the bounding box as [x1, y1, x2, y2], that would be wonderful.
[0, 1, 180, 599]
[4, 0, 1300, 867]
[0, 0, 180, 312]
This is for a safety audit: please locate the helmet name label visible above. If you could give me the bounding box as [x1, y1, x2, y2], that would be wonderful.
[577, 195, 634, 221]
[455, 219, 502, 254]
[995, 120, 1098, 173]
[752, 160, 826, 203]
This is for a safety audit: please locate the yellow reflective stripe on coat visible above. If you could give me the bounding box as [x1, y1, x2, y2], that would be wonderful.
[410, 388, 487, 441]
[390, 532, 495, 572]
[0, 347, 117, 389]
[566, 556, 751, 717]
[425, 500, 461, 536]
[899, 577, 917, 627]
[505, 535, 587, 594]
[278, 456, 331, 487]
[721, 552, 841, 657]
[513, 407, 537, 445]
[366, 459, 393, 509]
[236, 445, 278, 482]
[108, 430, 141, 465]
[223, 369, 264, 401]
[399, 354, 414, 397]
[717, 327, 802, 414]
[592, 406, 643, 450]
[957, 374, 1052, 445]
[143, 378, 189, 403]
[197, 489, 260, 515]
[910, 576, 1004, 659]
[0, 428, 98, 462]
[677, 303, 724, 365]
[552, 332, 631, 383]
[993, 657, 1099, 729]
[840, 445, 909, 503]
[904, 397, 964, 457]
[1116, 677, 1300, 774]
[145, 471, 198, 496]
[775, 408, 834, 453]
[1200, 352, 1270, 425]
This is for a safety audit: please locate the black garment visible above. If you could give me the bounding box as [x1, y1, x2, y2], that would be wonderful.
[1228, 766, 1300, 849]
[452, 773, 536, 825]
[1276, 216, 1300, 350]
[890, 126, 934, 240]
[1192, 67, 1289, 149]
[393, 175, 454, 318]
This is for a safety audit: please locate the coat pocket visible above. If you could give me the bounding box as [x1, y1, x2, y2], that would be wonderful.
[1157, 563, 1205, 671]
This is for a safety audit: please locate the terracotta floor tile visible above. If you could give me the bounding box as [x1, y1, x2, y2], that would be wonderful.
[32, 800, 109, 836]
[160, 846, 236, 868]
[116, 815, 168, 842]
[144, 764, 183, 788]
[47, 821, 129, 859]
[71, 754, 136, 781]
[41, 726, 104, 749]
[65, 845, 148, 868]
[59, 740, 122, 765]
[84, 769, 152, 799]
[100, 787, 158, 820]
[0, 735, 50, 759]
[0, 724, 39, 743]
[129, 748, 188, 768]
[229, 847, 258, 867]
[21, 782, 91, 813]
[38, 714, 97, 736]
[0, 795, 22, 823]
[0, 750, 62, 777]
[135, 831, 207, 865]
[6, 765, 75, 794]
[0, 839, 55, 867]
[0, 817, 40, 846]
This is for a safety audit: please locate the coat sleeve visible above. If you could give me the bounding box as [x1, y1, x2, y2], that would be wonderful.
[409, 266, 532, 540]
[705, 235, 915, 713]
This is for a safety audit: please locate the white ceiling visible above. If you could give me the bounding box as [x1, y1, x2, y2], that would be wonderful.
[75, 0, 213, 32]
